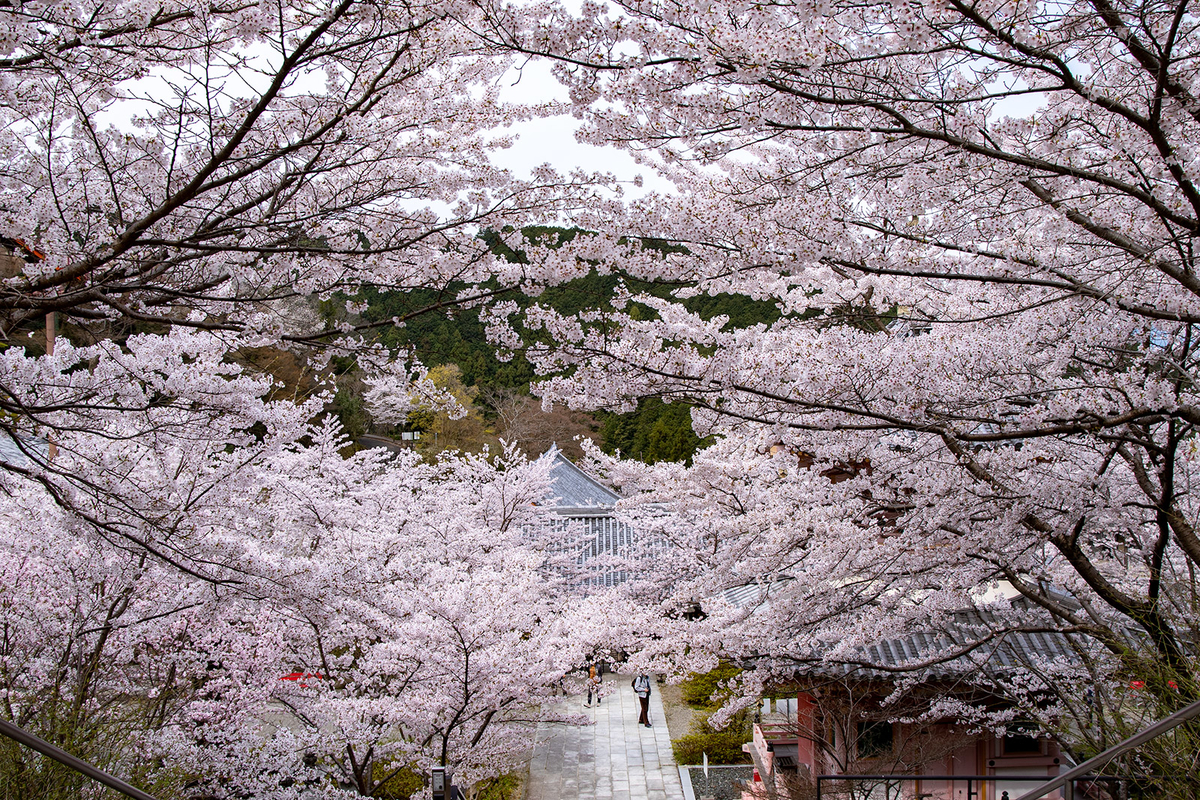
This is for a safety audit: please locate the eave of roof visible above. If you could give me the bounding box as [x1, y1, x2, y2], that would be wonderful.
[719, 580, 1087, 681]
[540, 444, 621, 508]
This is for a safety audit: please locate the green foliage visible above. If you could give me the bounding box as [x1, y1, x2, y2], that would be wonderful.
[331, 382, 370, 440]
[473, 772, 522, 800]
[359, 284, 534, 391]
[598, 398, 710, 465]
[373, 764, 424, 799]
[671, 714, 752, 766]
[681, 663, 744, 710]
[683, 292, 781, 331]
[404, 407, 436, 433]
[672, 667, 753, 766]
[354, 226, 780, 461]
[0, 742, 89, 800]
[412, 364, 489, 456]
[0, 717, 185, 800]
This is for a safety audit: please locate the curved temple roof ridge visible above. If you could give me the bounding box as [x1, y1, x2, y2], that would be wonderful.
[538, 443, 622, 509]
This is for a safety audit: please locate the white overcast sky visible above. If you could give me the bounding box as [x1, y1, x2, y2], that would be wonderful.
[487, 56, 1048, 203]
[490, 58, 677, 197]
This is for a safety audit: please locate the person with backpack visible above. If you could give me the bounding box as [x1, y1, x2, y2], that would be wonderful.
[631, 674, 652, 727]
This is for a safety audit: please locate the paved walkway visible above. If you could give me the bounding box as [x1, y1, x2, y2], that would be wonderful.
[527, 675, 687, 800]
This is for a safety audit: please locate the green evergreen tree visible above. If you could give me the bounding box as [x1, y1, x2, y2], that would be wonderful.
[349, 227, 776, 461]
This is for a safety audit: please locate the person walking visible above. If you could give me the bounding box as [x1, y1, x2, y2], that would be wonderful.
[632, 673, 652, 727]
[586, 665, 602, 707]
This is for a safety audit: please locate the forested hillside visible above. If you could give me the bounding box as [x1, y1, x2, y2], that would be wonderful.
[348, 228, 779, 463]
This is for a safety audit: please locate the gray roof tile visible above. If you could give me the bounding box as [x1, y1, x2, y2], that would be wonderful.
[0, 432, 48, 468]
[541, 445, 621, 508]
[722, 579, 1085, 679]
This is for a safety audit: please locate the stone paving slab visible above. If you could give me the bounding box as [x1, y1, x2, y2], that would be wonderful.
[527, 676, 686, 800]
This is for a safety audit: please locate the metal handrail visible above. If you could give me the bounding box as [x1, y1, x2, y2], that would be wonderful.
[813, 698, 1200, 800]
[815, 774, 1065, 800]
[0, 717, 162, 800]
[1012, 697, 1200, 800]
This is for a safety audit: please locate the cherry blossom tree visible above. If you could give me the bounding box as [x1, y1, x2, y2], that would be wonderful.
[0, 0, 612, 559]
[0, 4, 638, 794]
[477, 0, 1200, 776]
[1, 425, 591, 797]
[0, 1, 575, 338]
[163, 438, 593, 798]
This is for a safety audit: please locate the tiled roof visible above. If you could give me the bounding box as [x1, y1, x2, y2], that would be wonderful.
[0, 432, 48, 468]
[721, 581, 779, 610]
[721, 580, 1083, 679]
[536, 446, 642, 592]
[541, 445, 621, 509]
[841, 602, 1082, 679]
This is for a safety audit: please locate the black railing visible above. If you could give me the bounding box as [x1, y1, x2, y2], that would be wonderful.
[1012, 698, 1200, 800]
[0, 717, 161, 800]
[815, 773, 1063, 800]
[812, 697, 1200, 800]
[813, 773, 1177, 800]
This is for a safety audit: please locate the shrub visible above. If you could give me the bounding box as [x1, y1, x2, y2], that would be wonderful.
[671, 714, 752, 765]
[680, 662, 743, 710]
[474, 772, 521, 800]
[374, 764, 424, 799]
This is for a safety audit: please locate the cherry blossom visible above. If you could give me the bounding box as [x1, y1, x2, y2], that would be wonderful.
[476, 0, 1200, 771]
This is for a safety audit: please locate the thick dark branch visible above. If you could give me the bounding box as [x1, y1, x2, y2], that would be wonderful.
[22, 1, 357, 293]
[1089, 0, 1200, 125]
